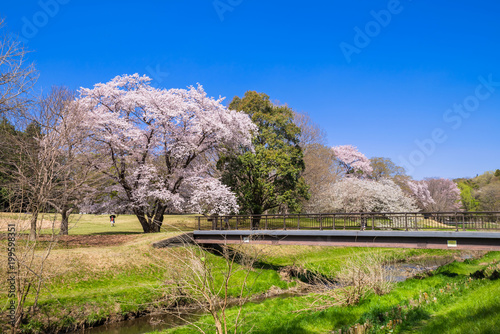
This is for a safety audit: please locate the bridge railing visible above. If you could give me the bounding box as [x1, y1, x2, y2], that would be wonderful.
[196, 212, 500, 232]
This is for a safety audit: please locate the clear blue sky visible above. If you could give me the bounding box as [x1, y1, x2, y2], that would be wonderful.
[1, 0, 499, 180]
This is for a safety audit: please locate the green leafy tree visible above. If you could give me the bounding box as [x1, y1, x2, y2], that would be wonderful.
[457, 180, 480, 211]
[495, 169, 500, 178]
[218, 91, 309, 227]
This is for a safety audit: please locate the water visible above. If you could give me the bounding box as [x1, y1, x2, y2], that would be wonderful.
[74, 311, 199, 334]
[74, 294, 296, 334]
[383, 263, 440, 282]
[384, 253, 478, 282]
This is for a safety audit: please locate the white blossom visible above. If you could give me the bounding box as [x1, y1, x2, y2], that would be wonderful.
[78, 74, 256, 217]
[323, 178, 418, 213]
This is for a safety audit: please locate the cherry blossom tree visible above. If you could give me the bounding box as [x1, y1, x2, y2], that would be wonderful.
[407, 180, 435, 211]
[323, 178, 417, 213]
[407, 178, 460, 212]
[78, 74, 256, 232]
[332, 145, 373, 178]
[423, 178, 461, 212]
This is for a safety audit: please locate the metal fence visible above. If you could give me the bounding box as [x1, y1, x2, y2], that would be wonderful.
[196, 212, 500, 232]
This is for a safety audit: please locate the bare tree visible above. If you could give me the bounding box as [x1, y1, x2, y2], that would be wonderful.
[4, 119, 56, 240]
[293, 111, 327, 149]
[477, 183, 500, 211]
[38, 87, 100, 235]
[294, 112, 340, 212]
[2, 87, 98, 238]
[157, 241, 263, 334]
[370, 157, 408, 182]
[0, 19, 37, 116]
[301, 144, 341, 213]
[2, 90, 97, 333]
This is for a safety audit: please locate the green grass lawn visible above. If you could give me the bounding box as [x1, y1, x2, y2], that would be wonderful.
[0, 212, 198, 235]
[57, 213, 198, 234]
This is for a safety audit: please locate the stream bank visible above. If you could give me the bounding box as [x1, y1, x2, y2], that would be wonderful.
[71, 251, 482, 334]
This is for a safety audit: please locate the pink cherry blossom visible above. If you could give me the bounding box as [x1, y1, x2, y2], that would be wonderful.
[331, 145, 373, 177]
[78, 74, 256, 222]
[407, 180, 435, 209]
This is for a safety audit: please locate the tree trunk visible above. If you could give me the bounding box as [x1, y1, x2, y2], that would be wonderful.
[59, 209, 69, 235]
[151, 205, 166, 233]
[251, 216, 261, 230]
[134, 208, 153, 233]
[29, 210, 38, 241]
[133, 206, 166, 233]
[213, 314, 224, 334]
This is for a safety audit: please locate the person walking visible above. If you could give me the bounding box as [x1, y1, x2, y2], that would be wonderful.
[110, 215, 116, 227]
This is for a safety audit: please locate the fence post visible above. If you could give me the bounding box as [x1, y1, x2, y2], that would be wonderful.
[405, 213, 408, 231]
[198, 216, 201, 230]
[455, 212, 459, 232]
[332, 214, 336, 230]
[372, 213, 375, 230]
[283, 214, 286, 230]
[236, 216, 239, 230]
[320, 214, 323, 231]
[265, 215, 268, 230]
[298, 214, 300, 230]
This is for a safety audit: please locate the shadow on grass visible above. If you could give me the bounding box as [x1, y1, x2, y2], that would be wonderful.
[263, 307, 360, 334]
[201, 243, 333, 284]
[435, 270, 459, 278]
[418, 304, 500, 334]
[88, 231, 144, 235]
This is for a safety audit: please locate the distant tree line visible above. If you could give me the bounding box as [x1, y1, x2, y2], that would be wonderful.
[456, 170, 500, 212]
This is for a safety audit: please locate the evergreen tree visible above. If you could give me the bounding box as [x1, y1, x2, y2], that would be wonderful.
[0, 117, 17, 210]
[218, 91, 309, 228]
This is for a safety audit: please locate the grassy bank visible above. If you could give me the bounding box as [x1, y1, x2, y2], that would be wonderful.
[0, 232, 291, 332]
[158, 252, 500, 334]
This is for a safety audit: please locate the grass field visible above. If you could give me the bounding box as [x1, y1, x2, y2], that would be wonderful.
[0, 212, 197, 235]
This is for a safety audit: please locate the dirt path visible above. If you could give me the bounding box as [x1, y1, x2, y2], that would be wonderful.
[0, 233, 137, 247]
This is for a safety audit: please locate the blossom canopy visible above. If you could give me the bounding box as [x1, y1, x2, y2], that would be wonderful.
[78, 74, 256, 232]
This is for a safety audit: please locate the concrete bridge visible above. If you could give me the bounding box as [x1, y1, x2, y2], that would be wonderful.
[191, 212, 500, 250]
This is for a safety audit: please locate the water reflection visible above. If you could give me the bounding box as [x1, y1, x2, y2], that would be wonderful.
[74, 312, 198, 334]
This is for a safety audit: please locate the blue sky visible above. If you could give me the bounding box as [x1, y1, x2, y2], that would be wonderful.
[1, 0, 499, 180]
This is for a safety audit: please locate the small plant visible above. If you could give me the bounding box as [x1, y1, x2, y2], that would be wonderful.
[296, 250, 395, 312]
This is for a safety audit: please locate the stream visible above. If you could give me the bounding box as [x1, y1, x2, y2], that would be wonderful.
[384, 254, 472, 282]
[73, 253, 477, 334]
[74, 312, 197, 334]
